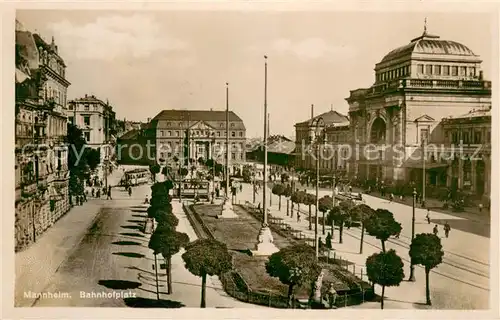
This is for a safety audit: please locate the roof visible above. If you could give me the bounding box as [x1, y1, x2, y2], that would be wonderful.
[15, 28, 39, 71]
[379, 32, 478, 65]
[446, 108, 491, 120]
[70, 95, 106, 104]
[268, 140, 296, 155]
[32, 33, 66, 67]
[118, 129, 140, 140]
[153, 110, 244, 122]
[295, 110, 349, 127]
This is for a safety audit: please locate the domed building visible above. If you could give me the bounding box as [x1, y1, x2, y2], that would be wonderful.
[346, 27, 491, 201]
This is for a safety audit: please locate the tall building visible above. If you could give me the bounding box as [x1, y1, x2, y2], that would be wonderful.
[15, 21, 71, 251]
[67, 95, 117, 172]
[148, 109, 246, 172]
[294, 109, 350, 173]
[345, 27, 491, 200]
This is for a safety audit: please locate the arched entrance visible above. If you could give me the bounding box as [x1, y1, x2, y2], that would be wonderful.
[370, 117, 386, 144]
[476, 159, 485, 195]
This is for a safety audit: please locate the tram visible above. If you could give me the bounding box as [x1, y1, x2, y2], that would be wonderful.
[123, 168, 150, 186]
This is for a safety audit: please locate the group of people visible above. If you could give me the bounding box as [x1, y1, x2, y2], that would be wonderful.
[426, 209, 452, 238]
[90, 185, 113, 200]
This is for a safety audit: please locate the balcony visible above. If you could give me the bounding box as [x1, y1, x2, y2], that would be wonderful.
[366, 78, 491, 96]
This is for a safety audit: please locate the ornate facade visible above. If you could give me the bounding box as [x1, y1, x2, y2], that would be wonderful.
[15, 21, 71, 251]
[149, 110, 247, 172]
[346, 28, 491, 201]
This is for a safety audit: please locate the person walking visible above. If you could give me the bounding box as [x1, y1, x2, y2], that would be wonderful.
[144, 195, 149, 204]
[297, 211, 301, 222]
[107, 187, 112, 200]
[444, 222, 451, 238]
[240, 184, 243, 193]
[128, 186, 132, 197]
[433, 224, 439, 236]
[91, 188, 95, 198]
[96, 189, 100, 199]
[426, 209, 431, 224]
[389, 192, 394, 203]
[478, 203, 483, 213]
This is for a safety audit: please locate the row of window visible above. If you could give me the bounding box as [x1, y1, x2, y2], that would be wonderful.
[44, 85, 66, 107]
[164, 121, 238, 128]
[68, 104, 100, 112]
[159, 130, 244, 138]
[377, 65, 411, 82]
[39, 48, 65, 78]
[159, 152, 244, 160]
[447, 129, 491, 144]
[417, 64, 476, 77]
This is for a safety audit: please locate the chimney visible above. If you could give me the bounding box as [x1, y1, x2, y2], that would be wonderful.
[311, 104, 314, 119]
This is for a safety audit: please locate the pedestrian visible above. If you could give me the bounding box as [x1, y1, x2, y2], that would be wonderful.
[240, 184, 243, 193]
[426, 209, 431, 224]
[91, 188, 95, 198]
[395, 230, 400, 238]
[349, 185, 352, 193]
[433, 224, 439, 236]
[96, 189, 100, 199]
[84, 190, 88, 202]
[144, 196, 149, 204]
[297, 211, 301, 222]
[257, 202, 261, 212]
[444, 222, 451, 238]
[128, 186, 132, 197]
[479, 203, 483, 213]
[389, 193, 394, 203]
[107, 188, 112, 200]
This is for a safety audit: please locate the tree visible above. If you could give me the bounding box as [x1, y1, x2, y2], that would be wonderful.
[182, 239, 233, 308]
[364, 209, 402, 252]
[85, 148, 101, 172]
[318, 196, 333, 235]
[303, 193, 316, 231]
[149, 164, 160, 182]
[350, 204, 375, 254]
[409, 233, 444, 305]
[149, 228, 189, 294]
[266, 243, 321, 308]
[272, 184, 286, 211]
[366, 249, 405, 309]
[326, 200, 354, 244]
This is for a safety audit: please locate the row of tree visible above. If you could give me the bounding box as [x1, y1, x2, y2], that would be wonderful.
[67, 123, 102, 201]
[270, 182, 445, 309]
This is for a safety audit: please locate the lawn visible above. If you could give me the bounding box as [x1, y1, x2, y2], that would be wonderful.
[191, 204, 372, 305]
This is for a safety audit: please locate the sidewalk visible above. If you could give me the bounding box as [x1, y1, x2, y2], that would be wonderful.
[15, 169, 124, 307]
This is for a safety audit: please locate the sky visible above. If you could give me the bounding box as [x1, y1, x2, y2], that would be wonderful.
[16, 10, 493, 138]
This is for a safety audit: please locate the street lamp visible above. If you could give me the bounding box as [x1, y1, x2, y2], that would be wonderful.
[220, 82, 237, 218]
[421, 128, 429, 208]
[408, 187, 417, 282]
[252, 55, 278, 256]
[310, 114, 326, 260]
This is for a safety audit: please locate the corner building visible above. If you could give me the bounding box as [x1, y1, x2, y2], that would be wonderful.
[346, 29, 491, 198]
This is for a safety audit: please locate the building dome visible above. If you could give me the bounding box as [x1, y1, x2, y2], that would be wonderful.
[380, 32, 477, 63]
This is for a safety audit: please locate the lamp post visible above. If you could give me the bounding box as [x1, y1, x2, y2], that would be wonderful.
[310, 115, 325, 260]
[408, 188, 417, 282]
[421, 129, 428, 208]
[252, 55, 278, 256]
[220, 82, 237, 218]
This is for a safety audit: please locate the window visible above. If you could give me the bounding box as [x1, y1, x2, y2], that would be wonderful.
[239, 131, 243, 137]
[161, 130, 164, 136]
[166, 122, 171, 126]
[68, 104, 73, 110]
[425, 65, 433, 75]
[83, 116, 90, 126]
[420, 128, 429, 144]
[160, 152, 165, 159]
[168, 131, 172, 136]
[175, 131, 179, 137]
[417, 64, 424, 74]
[68, 116, 74, 124]
[460, 66, 467, 76]
[434, 65, 441, 75]
[84, 104, 89, 111]
[220, 123, 224, 128]
[231, 131, 235, 137]
[452, 66, 458, 76]
[94, 106, 98, 111]
[217, 131, 221, 137]
[486, 131, 491, 143]
[84, 132, 90, 142]
[231, 153, 235, 160]
[470, 67, 476, 77]
[230, 123, 235, 128]
[443, 65, 450, 76]
[474, 131, 481, 144]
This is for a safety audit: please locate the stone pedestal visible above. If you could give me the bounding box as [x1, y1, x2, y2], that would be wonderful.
[251, 225, 279, 256]
[218, 197, 238, 218]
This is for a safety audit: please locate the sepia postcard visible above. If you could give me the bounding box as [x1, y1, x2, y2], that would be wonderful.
[2, 1, 499, 319]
